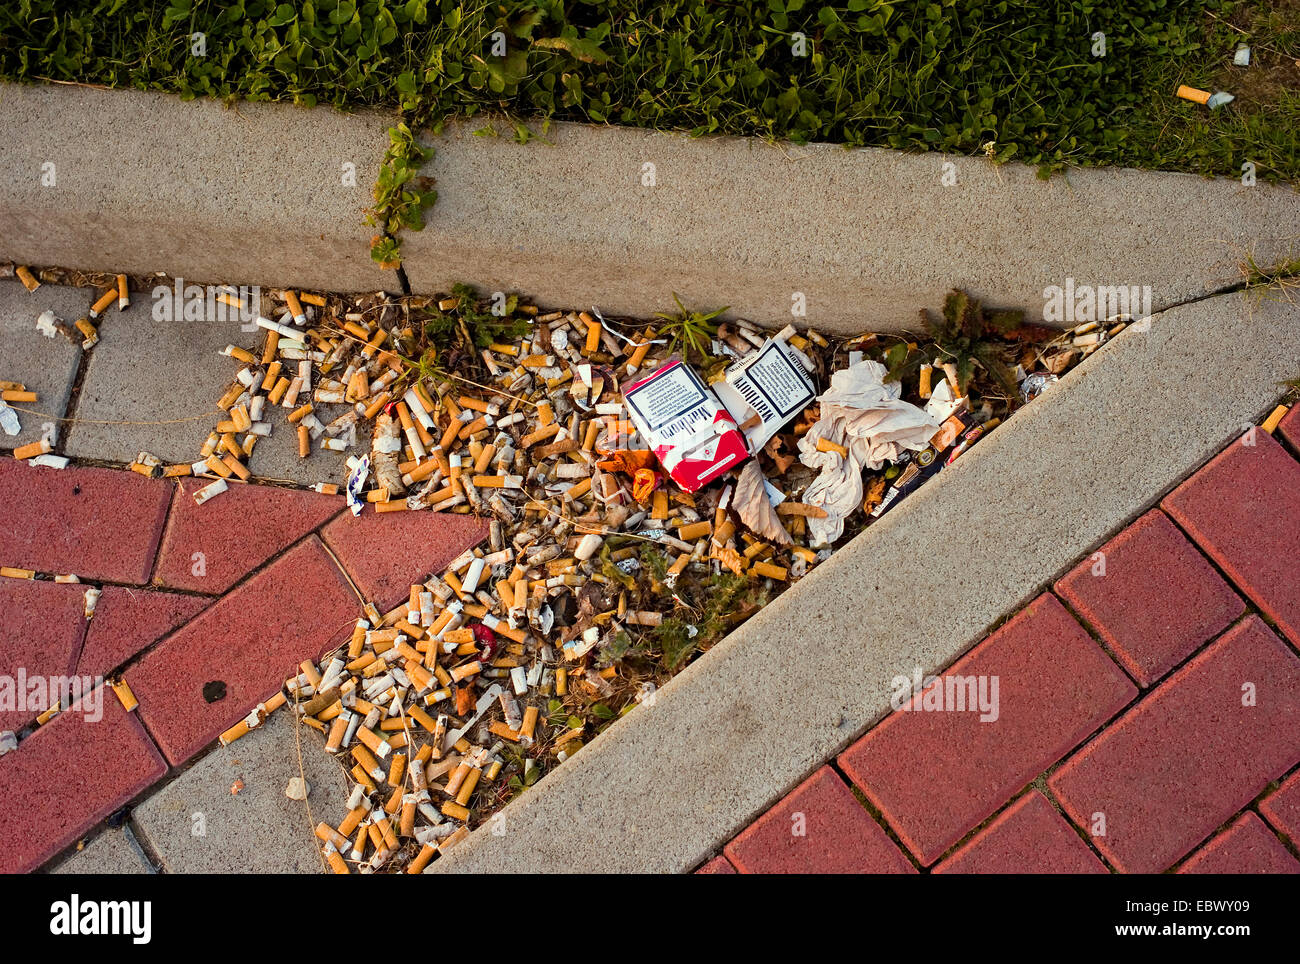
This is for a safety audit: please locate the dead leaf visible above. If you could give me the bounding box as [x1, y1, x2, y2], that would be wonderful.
[732, 461, 791, 546]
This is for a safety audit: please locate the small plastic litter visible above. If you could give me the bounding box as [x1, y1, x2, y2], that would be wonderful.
[1234, 45, 1251, 67]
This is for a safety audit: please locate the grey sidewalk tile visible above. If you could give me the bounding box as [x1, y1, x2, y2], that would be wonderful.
[48, 826, 155, 875]
[132, 710, 348, 874]
[62, 293, 242, 465]
[0, 279, 89, 449]
[435, 290, 1300, 873]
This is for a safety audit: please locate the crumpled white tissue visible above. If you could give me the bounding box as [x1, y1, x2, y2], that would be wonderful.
[797, 360, 941, 545]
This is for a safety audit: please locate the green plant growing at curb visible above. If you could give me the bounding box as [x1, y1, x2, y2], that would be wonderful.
[914, 290, 1025, 398]
[654, 293, 726, 364]
[368, 122, 437, 268]
[652, 570, 768, 670]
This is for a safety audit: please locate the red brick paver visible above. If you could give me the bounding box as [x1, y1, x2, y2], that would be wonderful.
[0, 688, 166, 873]
[1277, 405, 1300, 451]
[1259, 769, 1300, 846]
[1049, 616, 1300, 873]
[76, 586, 210, 680]
[153, 479, 344, 594]
[696, 856, 737, 874]
[838, 594, 1135, 865]
[0, 461, 170, 583]
[321, 506, 489, 610]
[126, 537, 358, 765]
[1162, 432, 1300, 645]
[1177, 812, 1300, 874]
[1055, 510, 1243, 686]
[0, 579, 87, 731]
[724, 766, 915, 873]
[932, 791, 1109, 874]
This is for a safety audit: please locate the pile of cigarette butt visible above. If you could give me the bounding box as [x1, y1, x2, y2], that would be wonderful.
[4, 266, 1110, 869]
[174, 283, 1111, 873]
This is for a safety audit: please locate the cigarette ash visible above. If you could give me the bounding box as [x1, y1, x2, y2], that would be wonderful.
[3, 267, 1120, 870]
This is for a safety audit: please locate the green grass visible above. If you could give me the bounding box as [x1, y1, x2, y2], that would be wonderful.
[2, 0, 1295, 261]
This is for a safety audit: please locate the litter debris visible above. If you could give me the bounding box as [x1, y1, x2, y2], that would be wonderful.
[285, 777, 311, 800]
[230, 779, 245, 796]
[1176, 84, 1234, 109]
[1234, 44, 1251, 67]
[623, 359, 748, 491]
[2, 277, 1083, 873]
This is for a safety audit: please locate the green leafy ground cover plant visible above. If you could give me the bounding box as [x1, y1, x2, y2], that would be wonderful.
[3, 0, 1295, 265]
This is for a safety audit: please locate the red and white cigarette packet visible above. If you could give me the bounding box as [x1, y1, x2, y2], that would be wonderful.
[622, 359, 748, 492]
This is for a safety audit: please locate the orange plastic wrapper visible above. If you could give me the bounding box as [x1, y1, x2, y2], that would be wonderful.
[596, 449, 656, 475]
[632, 468, 661, 503]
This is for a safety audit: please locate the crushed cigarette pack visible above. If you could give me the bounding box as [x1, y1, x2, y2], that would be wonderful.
[713, 337, 816, 452]
[621, 359, 748, 492]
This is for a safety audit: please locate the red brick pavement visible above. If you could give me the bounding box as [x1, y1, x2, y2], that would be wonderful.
[704, 420, 1300, 873]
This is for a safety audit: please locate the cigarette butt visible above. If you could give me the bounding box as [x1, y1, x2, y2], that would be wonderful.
[193, 478, 228, 505]
[667, 553, 690, 577]
[297, 424, 310, 458]
[323, 842, 350, 874]
[1262, 405, 1288, 435]
[521, 705, 539, 741]
[454, 766, 481, 807]
[815, 437, 849, 458]
[74, 318, 98, 347]
[556, 667, 567, 695]
[441, 800, 471, 822]
[919, 364, 933, 399]
[116, 274, 129, 310]
[626, 328, 655, 372]
[110, 678, 138, 712]
[0, 567, 35, 579]
[775, 501, 829, 519]
[750, 561, 788, 581]
[407, 843, 437, 873]
[1176, 84, 1211, 105]
[16, 266, 40, 291]
[677, 520, 712, 541]
[89, 287, 117, 318]
[13, 440, 52, 460]
[284, 290, 306, 325]
[388, 752, 407, 788]
[0, 390, 36, 402]
[583, 316, 602, 353]
[315, 822, 350, 851]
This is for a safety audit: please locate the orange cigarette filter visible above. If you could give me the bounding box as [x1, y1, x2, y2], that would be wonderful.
[90, 287, 116, 317]
[12, 440, 51, 460]
[1176, 84, 1211, 105]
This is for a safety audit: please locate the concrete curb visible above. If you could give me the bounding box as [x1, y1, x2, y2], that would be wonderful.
[407, 119, 1300, 334]
[2, 82, 1296, 333]
[0, 82, 398, 294]
[434, 289, 1300, 873]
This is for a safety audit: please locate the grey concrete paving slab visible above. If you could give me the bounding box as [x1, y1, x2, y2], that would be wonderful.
[246, 402, 352, 486]
[62, 294, 239, 464]
[0, 82, 399, 294]
[0, 279, 89, 449]
[60, 289, 351, 484]
[435, 290, 1300, 873]
[403, 119, 1300, 334]
[132, 710, 348, 874]
[48, 826, 155, 875]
